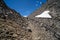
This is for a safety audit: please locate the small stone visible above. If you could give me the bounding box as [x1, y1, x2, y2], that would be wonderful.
[13, 34, 18, 37]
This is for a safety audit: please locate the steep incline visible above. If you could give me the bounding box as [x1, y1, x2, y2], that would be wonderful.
[28, 0, 60, 18]
[0, 0, 32, 40]
[28, 0, 60, 40]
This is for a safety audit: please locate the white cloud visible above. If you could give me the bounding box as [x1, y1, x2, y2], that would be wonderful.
[40, 2, 42, 4]
[35, 10, 52, 18]
[23, 16, 27, 17]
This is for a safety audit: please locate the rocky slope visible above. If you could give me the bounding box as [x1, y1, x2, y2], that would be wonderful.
[0, 0, 32, 40]
[0, 0, 60, 40]
[28, 0, 60, 18]
[28, 0, 60, 40]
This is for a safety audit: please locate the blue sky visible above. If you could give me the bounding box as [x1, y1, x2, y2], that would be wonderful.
[4, 0, 46, 16]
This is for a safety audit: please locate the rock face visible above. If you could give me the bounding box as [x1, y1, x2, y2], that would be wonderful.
[28, 0, 60, 40]
[0, 0, 32, 40]
[28, 0, 60, 18]
[0, 0, 60, 40]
